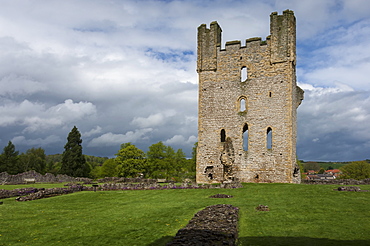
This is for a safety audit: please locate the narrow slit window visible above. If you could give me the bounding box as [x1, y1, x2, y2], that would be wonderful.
[241, 66, 247, 82]
[267, 127, 272, 149]
[221, 129, 226, 142]
[243, 124, 249, 151]
[240, 98, 246, 111]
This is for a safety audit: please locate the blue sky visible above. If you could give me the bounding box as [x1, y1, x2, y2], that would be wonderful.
[0, 0, 369, 161]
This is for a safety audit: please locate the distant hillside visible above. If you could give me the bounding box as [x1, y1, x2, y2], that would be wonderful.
[316, 162, 349, 170]
[300, 161, 350, 171]
[301, 160, 370, 171]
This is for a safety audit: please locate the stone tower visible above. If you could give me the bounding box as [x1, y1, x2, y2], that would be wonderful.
[196, 10, 304, 184]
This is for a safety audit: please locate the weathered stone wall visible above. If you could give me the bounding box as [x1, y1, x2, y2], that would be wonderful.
[197, 10, 303, 184]
[0, 171, 92, 184]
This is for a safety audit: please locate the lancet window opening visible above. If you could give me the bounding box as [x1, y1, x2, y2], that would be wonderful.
[239, 97, 247, 112]
[267, 127, 272, 149]
[221, 129, 226, 142]
[241, 66, 247, 82]
[243, 123, 249, 151]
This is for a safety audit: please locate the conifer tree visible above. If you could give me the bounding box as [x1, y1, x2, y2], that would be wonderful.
[0, 141, 20, 174]
[60, 126, 90, 177]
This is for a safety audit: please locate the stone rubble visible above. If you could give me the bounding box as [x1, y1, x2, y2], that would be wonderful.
[336, 186, 369, 192]
[209, 194, 233, 198]
[255, 205, 270, 211]
[167, 204, 239, 246]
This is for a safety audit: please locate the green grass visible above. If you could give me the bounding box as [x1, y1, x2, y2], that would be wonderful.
[1, 184, 370, 245]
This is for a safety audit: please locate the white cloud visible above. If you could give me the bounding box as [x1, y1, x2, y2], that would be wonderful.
[297, 82, 354, 96]
[164, 135, 185, 145]
[131, 111, 177, 128]
[0, 74, 46, 97]
[47, 99, 96, 118]
[131, 113, 165, 128]
[88, 128, 153, 147]
[11, 135, 61, 146]
[297, 84, 370, 161]
[164, 135, 197, 146]
[0, 99, 96, 132]
[23, 99, 96, 133]
[82, 126, 102, 137]
[312, 138, 319, 143]
[0, 100, 45, 127]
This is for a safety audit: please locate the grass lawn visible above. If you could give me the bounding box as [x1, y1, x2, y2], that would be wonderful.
[1, 183, 369, 246]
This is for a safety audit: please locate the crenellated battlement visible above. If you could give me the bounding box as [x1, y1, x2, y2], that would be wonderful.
[197, 10, 296, 73]
[221, 37, 269, 53]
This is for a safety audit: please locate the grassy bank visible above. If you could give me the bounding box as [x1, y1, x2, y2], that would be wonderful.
[1, 183, 369, 245]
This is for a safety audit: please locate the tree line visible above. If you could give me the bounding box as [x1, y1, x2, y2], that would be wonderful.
[2, 126, 369, 181]
[0, 126, 196, 181]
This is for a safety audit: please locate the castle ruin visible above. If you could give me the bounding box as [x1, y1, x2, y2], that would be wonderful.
[196, 10, 304, 184]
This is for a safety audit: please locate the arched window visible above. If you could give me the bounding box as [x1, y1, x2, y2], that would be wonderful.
[220, 129, 226, 142]
[267, 127, 272, 149]
[243, 124, 249, 151]
[241, 66, 247, 82]
[240, 98, 246, 111]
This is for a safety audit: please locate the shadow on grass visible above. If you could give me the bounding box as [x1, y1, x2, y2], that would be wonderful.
[238, 236, 370, 246]
[147, 236, 173, 246]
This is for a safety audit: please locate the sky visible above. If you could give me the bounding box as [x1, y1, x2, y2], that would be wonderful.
[0, 0, 369, 162]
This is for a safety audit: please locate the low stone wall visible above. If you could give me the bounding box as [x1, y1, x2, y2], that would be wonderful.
[0, 171, 92, 185]
[96, 182, 242, 191]
[97, 177, 157, 183]
[0, 182, 242, 201]
[336, 186, 368, 192]
[0, 187, 40, 199]
[167, 204, 239, 246]
[302, 178, 370, 185]
[15, 185, 87, 201]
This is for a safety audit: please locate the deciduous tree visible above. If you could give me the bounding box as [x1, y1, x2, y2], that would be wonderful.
[115, 143, 146, 178]
[100, 159, 119, 177]
[318, 168, 325, 174]
[18, 147, 47, 174]
[146, 141, 190, 181]
[340, 161, 370, 180]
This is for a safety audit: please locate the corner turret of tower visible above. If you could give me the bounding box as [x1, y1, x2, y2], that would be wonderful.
[197, 21, 222, 72]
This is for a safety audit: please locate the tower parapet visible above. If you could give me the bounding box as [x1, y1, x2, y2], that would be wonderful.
[270, 9, 296, 64]
[197, 21, 222, 72]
